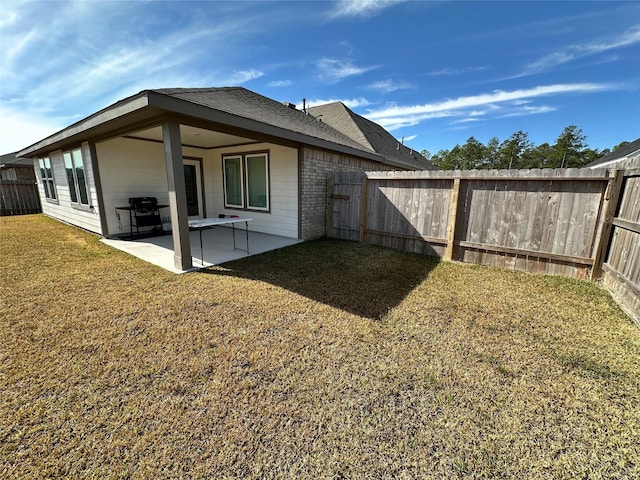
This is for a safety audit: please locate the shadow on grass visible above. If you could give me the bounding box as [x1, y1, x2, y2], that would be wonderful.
[200, 238, 439, 320]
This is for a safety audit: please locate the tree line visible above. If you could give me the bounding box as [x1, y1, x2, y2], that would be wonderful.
[421, 125, 629, 170]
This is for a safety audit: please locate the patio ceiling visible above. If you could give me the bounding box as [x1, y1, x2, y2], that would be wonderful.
[125, 125, 259, 150]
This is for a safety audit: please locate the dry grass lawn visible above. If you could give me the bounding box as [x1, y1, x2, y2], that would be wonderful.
[1, 214, 639, 479]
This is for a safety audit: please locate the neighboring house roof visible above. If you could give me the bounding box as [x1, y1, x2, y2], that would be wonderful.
[0, 152, 33, 168]
[586, 137, 640, 169]
[308, 102, 433, 170]
[18, 87, 429, 170]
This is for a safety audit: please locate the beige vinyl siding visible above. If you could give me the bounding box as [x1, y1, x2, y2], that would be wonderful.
[36, 143, 102, 234]
[95, 137, 298, 239]
[204, 143, 298, 238]
[97, 137, 172, 236]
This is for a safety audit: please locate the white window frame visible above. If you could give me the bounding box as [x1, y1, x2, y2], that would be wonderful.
[38, 157, 57, 202]
[222, 155, 245, 209]
[244, 153, 270, 211]
[222, 152, 270, 212]
[63, 148, 90, 207]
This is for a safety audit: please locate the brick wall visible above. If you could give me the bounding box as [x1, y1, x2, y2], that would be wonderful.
[299, 147, 396, 240]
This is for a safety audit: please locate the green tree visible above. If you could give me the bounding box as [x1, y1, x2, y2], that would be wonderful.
[580, 148, 603, 166]
[443, 145, 463, 170]
[485, 137, 500, 169]
[458, 136, 486, 169]
[612, 141, 629, 152]
[498, 131, 532, 169]
[554, 125, 587, 168]
[430, 149, 452, 169]
[425, 125, 622, 170]
[524, 142, 554, 168]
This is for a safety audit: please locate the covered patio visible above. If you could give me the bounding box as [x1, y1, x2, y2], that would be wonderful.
[22, 88, 415, 274]
[102, 227, 300, 273]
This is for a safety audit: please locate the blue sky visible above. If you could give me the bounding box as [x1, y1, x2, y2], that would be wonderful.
[1, 0, 639, 156]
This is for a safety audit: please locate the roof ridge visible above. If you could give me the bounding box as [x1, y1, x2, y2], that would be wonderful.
[341, 103, 376, 151]
[309, 102, 375, 152]
[152, 86, 245, 93]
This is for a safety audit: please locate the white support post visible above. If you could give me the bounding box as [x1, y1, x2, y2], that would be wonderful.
[162, 121, 192, 270]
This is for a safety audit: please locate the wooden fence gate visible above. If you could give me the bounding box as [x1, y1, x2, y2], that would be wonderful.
[0, 180, 42, 216]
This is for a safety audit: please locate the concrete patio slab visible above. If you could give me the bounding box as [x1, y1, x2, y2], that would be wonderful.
[102, 226, 301, 273]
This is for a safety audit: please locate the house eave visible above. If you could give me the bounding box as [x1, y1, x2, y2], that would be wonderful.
[17, 93, 152, 157]
[17, 89, 401, 167]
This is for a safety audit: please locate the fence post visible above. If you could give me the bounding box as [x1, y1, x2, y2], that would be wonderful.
[444, 177, 461, 260]
[590, 169, 624, 281]
[359, 177, 369, 243]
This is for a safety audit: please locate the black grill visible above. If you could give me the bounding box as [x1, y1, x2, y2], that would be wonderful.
[129, 196, 158, 213]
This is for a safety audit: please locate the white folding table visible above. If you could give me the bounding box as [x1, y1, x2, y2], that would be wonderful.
[188, 217, 253, 266]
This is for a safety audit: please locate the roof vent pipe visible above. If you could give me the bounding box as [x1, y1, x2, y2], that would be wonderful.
[283, 101, 296, 109]
[303, 98, 307, 114]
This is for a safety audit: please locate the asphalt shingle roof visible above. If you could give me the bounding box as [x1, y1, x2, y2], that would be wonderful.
[0, 152, 31, 166]
[153, 88, 371, 151]
[308, 102, 434, 170]
[586, 137, 640, 167]
[152, 88, 432, 170]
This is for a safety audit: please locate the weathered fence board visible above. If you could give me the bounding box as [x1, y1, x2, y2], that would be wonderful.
[602, 171, 640, 325]
[0, 180, 42, 216]
[330, 168, 611, 279]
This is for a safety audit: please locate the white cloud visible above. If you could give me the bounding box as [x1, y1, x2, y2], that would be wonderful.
[499, 105, 556, 118]
[0, 8, 19, 28]
[451, 118, 481, 124]
[0, 107, 65, 154]
[374, 112, 456, 131]
[425, 66, 488, 76]
[315, 57, 377, 82]
[367, 79, 413, 93]
[0, 3, 271, 125]
[307, 97, 371, 108]
[268, 80, 292, 87]
[367, 83, 611, 119]
[226, 69, 264, 84]
[523, 25, 640, 74]
[3, 26, 36, 65]
[331, 0, 406, 18]
[364, 83, 614, 131]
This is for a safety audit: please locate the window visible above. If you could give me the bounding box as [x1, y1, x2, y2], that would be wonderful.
[223, 156, 244, 208]
[223, 152, 269, 211]
[63, 148, 89, 206]
[38, 157, 57, 201]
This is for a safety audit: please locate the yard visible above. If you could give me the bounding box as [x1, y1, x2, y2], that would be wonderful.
[1, 215, 639, 479]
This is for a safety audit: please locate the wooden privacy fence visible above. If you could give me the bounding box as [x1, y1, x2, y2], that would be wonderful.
[329, 168, 614, 276]
[0, 180, 42, 216]
[601, 169, 640, 324]
[328, 167, 638, 322]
